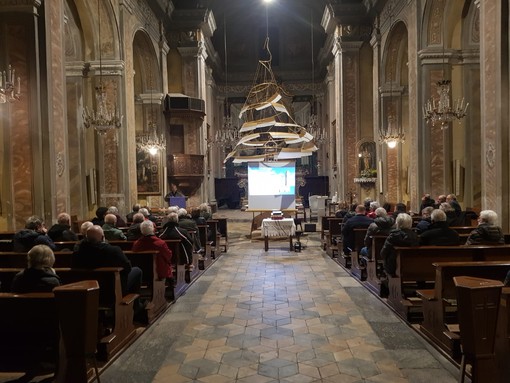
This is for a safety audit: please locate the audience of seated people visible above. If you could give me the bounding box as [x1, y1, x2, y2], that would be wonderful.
[72, 225, 142, 296]
[360, 207, 394, 260]
[132, 221, 174, 295]
[159, 212, 193, 265]
[126, 213, 145, 241]
[380, 213, 419, 295]
[11, 244, 61, 293]
[47, 212, 78, 242]
[341, 205, 374, 255]
[13, 216, 56, 252]
[415, 206, 434, 234]
[108, 206, 127, 228]
[102, 214, 127, 241]
[465, 209, 505, 245]
[419, 209, 460, 246]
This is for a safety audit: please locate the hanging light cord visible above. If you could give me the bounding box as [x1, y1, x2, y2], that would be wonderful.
[224, 15, 228, 114]
[311, 11, 315, 112]
[97, 0, 102, 83]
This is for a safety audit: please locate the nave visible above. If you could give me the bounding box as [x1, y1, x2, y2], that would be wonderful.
[97, 215, 458, 383]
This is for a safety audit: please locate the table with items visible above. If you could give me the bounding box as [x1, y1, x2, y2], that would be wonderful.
[262, 218, 296, 251]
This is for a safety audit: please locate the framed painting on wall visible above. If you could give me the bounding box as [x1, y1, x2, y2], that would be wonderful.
[136, 148, 161, 195]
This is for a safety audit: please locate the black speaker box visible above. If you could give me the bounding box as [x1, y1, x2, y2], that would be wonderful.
[304, 223, 316, 232]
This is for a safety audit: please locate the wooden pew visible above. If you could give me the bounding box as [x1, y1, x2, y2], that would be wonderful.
[124, 250, 168, 323]
[207, 219, 221, 258]
[0, 251, 74, 270]
[216, 217, 228, 253]
[350, 228, 369, 279]
[325, 218, 343, 259]
[320, 215, 333, 250]
[388, 245, 510, 321]
[58, 267, 138, 361]
[495, 288, 510, 383]
[0, 280, 99, 383]
[363, 235, 389, 294]
[197, 224, 213, 262]
[416, 261, 510, 358]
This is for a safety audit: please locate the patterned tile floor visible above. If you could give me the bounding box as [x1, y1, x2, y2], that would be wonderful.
[99, 212, 459, 383]
[0, 210, 460, 382]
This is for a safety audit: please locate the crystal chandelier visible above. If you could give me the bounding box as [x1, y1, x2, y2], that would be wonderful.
[0, 65, 20, 103]
[423, 79, 468, 129]
[210, 112, 239, 148]
[83, 0, 122, 134]
[137, 122, 166, 155]
[379, 115, 404, 149]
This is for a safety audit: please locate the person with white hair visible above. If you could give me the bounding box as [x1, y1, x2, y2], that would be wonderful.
[465, 210, 505, 245]
[11, 244, 61, 293]
[360, 207, 394, 259]
[419, 209, 460, 246]
[126, 213, 145, 241]
[102, 214, 127, 241]
[47, 212, 78, 241]
[159, 212, 193, 265]
[133, 220, 173, 283]
[380, 213, 419, 297]
[177, 208, 202, 252]
[107, 206, 127, 227]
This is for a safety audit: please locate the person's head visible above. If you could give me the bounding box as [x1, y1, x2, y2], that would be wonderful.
[478, 210, 499, 225]
[104, 214, 117, 226]
[132, 213, 145, 224]
[369, 201, 380, 211]
[191, 207, 201, 219]
[437, 195, 447, 204]
[95, 207, 108, 219]
[80, 221, 93, 236]
[374, 207, 387, 218]
[395, 213, 413, 230]
[430, 209, 447, 222]
[167, 212, 179, 224]
[439, 202, 454, 213]
[177, 208, 188, 219]
[132, 204, 141, 213]
[170, 183, 178, 192]
[421, 206, 434, 218]
[139, 208, 150, 218]
[27, 245, 55, 269]
[140, 220, 155, 236]
[446, 194, 457, 202]
[355, 205, 366, 215]
[382, 203, 392, 212]
[86, 225, 105, 243]
[25, 216, 45, 231]
[107, 206, 119, 215]
[57, 213, 71, 226]
[395, 203, 406, 212]
[167, 206, 179, 214]
[364, 198, 372, 210]
[198, 203, 210, 214]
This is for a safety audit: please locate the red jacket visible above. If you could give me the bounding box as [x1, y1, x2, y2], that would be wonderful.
[132, 235, 173, 279]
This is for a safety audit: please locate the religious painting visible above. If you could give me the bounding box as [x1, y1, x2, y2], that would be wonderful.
[136, 148, 161, 195]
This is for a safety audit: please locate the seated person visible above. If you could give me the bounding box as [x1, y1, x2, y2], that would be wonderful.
[126, 204, 141, 224]
[439, 202, 459, 226]
[446, 193, 462, 216]
[415, 206, 434, 234]
[47, 212, 78, 242]
[191, 207, 207, 225]
[132, 221, 173, 294]
[11, 244, 61, 293]
[391, 203, 407, 219]
[419, 209, 460, 246]
[367, 201, 380, 219]
[177, 208, 202, 252]
[198, 203, 212, 221]
[91, 206, 108, 226]
[159, 212, 193, 265]
[465, 210, 505, 245]
[72, 225, 142, 295]
[126, 213, 145, 241]
[73, 221, 93, 252]
[107, 206, 127, 228]
[102, 214, 127, 241]
[341, 205, 373, 255]
[360, 207, 394, 260]
[420, 193, 436, 211]
[380, 213, 419, 288]
[13, 216, 56, 252]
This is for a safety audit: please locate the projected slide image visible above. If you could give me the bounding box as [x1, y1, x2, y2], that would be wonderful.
[249, 163, 295, 196]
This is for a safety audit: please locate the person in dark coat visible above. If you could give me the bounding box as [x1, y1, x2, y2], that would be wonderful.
[465, 210, 505, 245]
[126, 204, 141, 224]
[419, 209, 460, 246]
[415, 206, 434, 234]
[177, 208, 202, 252]
[391, 203, 407, 219]
[126, 213, 145, 241]
[159, 212, 193, 265]
[11, 245, 61, 293]
[341, 205, 373, 255]
[47, 212, 78, 242]
[446, 194, 462, 216]
[420, 193, 436, 212]
[13, 216, 56, 252]
[72, 225, 142, 295]
[440, 202, 460, 226]
[91, 206, 108, 226]
[380, 213, 419, 279]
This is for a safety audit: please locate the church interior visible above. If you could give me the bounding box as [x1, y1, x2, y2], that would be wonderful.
[1, 0, 510, 382]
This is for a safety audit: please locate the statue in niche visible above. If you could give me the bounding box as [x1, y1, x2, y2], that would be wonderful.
[358, 141, 376, 178]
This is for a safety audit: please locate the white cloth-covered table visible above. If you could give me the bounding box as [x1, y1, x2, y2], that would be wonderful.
[262, 218, 296, 251]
